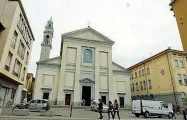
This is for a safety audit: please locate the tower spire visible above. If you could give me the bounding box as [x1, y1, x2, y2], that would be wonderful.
[39, 19, 54, 61]
[49, 17, 52, 22]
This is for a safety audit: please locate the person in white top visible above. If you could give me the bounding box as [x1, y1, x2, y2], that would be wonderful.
[23, 97, 27, 105]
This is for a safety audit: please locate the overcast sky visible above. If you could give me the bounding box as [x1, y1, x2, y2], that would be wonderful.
[22, 0, 182, 76]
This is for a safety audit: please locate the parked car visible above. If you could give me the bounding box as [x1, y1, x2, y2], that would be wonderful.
[132, 100, 174, 119]
[91, 99, 108, 113]
[27, 99, 50, 111]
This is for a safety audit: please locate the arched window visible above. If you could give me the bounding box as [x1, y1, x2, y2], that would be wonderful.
[83, 49, 92, 63]
[46, 35, 49, 38]
[45, 35, 49, 44]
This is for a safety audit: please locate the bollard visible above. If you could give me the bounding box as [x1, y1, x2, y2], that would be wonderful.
[183, 110, 187, 120]
[70, 102, 73, 117]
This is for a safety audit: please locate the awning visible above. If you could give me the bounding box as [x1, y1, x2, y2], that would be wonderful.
[0, 84, 11, 88]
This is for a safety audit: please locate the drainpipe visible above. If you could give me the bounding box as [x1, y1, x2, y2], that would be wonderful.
[166, 51, 177, 105]
[143, 63, 149, 99]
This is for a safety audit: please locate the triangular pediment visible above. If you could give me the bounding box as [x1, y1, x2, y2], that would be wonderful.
[62, 27, 115, 45]
[37, 56, 61, 65]
[112, 62, 129, 72]
[79, 78, 95, 83]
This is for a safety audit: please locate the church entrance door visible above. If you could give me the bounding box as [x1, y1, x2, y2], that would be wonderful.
[65, 94, 71, 105]
[82, 86, 91, 106]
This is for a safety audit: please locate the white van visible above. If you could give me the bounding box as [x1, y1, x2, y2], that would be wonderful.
[132, 100, 174, 118]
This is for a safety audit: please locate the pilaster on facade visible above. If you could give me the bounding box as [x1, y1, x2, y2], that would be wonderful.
[73, 46, 81, 105]
[57, 45, 67, 105]
[94, 48, 100, 100]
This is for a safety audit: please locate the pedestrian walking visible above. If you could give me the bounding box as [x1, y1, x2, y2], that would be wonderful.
[108, 101, 114, 120]
[98, 99, 103, 119]
[113, 99, 120, 120]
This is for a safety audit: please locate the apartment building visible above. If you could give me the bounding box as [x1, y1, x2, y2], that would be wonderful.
[0, 0, 35, 106]
[170, 0, 187, 52]
[128, 49, 187, 106]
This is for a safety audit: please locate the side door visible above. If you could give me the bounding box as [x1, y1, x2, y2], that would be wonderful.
[160, 102, 169, 115]
[36, 100, 42, 111]
[29, 100, 36, 111]
[143, 101, 159, 115]
[41, 100, 47, 110]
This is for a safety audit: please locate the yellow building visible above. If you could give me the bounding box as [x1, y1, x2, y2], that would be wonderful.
[128, 48, 187, 106]
[0, 0, 35, 105]
[26, 73, 35, 101]
[170, 0, 187, 52]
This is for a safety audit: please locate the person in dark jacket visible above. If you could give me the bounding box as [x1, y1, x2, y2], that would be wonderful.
[113, 99, 120, 120]
[98, 99, 103, 119]
[108, 101, 114, 120]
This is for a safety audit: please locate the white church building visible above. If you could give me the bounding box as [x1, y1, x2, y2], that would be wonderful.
[33, 19, 131, 107]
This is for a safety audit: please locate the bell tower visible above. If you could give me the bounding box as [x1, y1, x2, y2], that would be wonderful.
[40, 17, 54, 61]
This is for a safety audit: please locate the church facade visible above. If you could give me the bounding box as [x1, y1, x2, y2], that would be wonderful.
[33, 19, 131, 107]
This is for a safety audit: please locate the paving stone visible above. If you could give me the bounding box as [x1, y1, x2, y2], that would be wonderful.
[40, 110, 53, 117]
[0, 107, 183, 119]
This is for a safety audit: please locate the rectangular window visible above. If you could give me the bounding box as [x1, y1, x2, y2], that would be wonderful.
[11, 89, 16, 100]
[135, 72, 137, 78]
[131, 73, 133, 79]
[147, 67, 150, 74]
[175, 60, 179, 67]
[136, 82, 139, 91]
[21, 19, 25, 33]
[183, 74, 187, 85]
[25, 52, 29, 64]
[13, 59, 22, 77]
[18, 41, 25, 59]
[17, 14, 22, 28]
[143, 81, 147, 90]
[142, 69, 145, 76]
[24, 27, 27, 39]
[180, 60, 185, 68]
[27, 36, 31, 48]
[21, 68, 26, 81]
[4, 52, 13, 71]
[148, 80, 152, 89]
[139, 70, 141, 77]
[132, 84, 135, 91]
[177, 74, 182, 85]
[140, 82, 143, 90]
[10, 31, 18, 48]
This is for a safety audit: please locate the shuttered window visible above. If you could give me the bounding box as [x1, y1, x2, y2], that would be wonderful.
[4, 52, 13, 71]
[178, 74, 182, 85]
[13, 59, 22, 77]
[10, 31, 18, 48]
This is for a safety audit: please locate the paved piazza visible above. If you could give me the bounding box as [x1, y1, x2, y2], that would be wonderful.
[0, 107, 183, 120]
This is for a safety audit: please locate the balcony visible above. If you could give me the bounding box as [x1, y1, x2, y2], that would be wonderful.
[0, 22, 5, 32]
